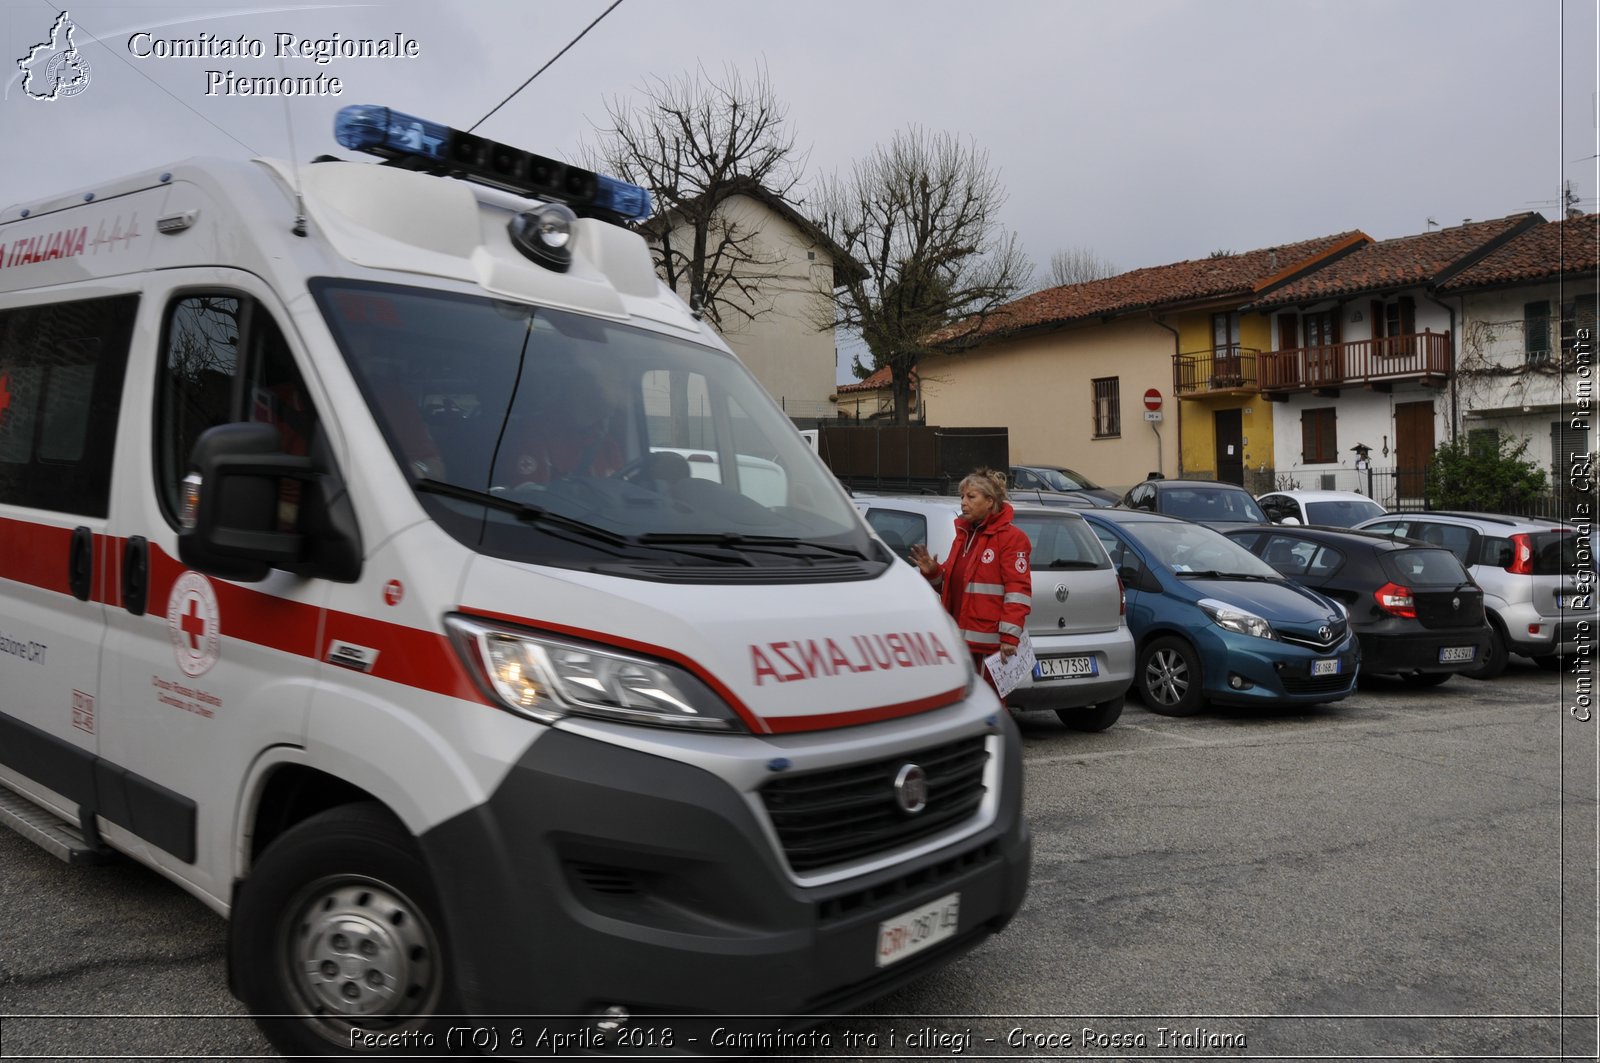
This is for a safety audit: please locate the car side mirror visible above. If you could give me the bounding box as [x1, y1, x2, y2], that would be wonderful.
[178, 422, 362, 583]
[1278, 515, 1301, 526]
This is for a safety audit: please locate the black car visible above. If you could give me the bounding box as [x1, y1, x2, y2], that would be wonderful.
[1224, 526, 1494, 686]
[1120, 477, 1269, 528]
[1010, 464, 1120, 507]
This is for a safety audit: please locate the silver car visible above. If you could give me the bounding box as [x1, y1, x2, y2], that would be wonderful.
[854, 497, 1136, 730]
[1354, 511, 1589, 677]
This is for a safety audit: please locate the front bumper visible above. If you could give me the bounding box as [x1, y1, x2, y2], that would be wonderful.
[1193, 626, 1360, 706]
[418, 710, 1031, 1028]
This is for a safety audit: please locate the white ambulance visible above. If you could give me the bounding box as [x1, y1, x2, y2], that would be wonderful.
[0, 105, 1029, 1055]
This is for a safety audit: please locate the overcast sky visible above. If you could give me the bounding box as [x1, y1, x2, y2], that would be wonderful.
[2, 0, 1595, 383]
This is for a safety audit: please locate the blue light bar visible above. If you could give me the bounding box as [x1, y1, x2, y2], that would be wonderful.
[334, 105, 448, 161]
[594, 174, 653, 224]
[332, 104, 652, 223]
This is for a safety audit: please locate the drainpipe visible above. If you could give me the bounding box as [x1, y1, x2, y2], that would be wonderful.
[1422, 291, 1459, 440]
[1152, 312, 1182, 477]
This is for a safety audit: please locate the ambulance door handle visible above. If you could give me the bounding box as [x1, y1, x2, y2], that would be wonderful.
[68, 526, 93, 602]
[122, 536, 149, 617]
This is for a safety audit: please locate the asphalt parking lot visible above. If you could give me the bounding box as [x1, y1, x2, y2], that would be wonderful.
[0, 659, 1594, 1060]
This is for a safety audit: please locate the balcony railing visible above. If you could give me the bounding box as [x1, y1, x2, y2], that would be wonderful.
[1260, 331, 1451, 394]
[1174, 345, 1259, 394]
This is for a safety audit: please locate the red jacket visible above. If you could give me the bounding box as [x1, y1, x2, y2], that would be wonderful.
[929, 502, 1033, 654]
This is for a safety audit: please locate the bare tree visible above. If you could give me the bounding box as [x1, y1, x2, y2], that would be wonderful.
[584, 63, 806, 332]
[1045, 245, 1117, 288]
[813, 128, 1031, 424]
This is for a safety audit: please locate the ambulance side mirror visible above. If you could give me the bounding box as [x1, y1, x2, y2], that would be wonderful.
[178, 422, 362, 583]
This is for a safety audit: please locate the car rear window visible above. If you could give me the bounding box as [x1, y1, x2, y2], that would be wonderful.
[1304, 498, 1386, 527]
[1160, 487, 1266, 523]
[1013, 514, 1110, 569]
[1382, 548, 1471, 587]
[1530, 531, 1578, 575]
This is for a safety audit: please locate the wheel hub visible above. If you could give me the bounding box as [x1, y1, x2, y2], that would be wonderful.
[289, 881, 437, 1019]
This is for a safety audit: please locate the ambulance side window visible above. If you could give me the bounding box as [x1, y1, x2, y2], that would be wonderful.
[156, 294, 320, 523]
[0, 294, 138, 517]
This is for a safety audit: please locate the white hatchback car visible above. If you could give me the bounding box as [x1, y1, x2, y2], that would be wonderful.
[1257, 489, 1386, 528]
[853, 496, 1136, 731]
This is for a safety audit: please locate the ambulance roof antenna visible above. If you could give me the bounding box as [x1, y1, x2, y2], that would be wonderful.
[277, 57, 309, 237]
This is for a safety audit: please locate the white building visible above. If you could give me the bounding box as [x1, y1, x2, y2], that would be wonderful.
[1246, 213, 1546, 505]
[1436, 213, 1598, 480]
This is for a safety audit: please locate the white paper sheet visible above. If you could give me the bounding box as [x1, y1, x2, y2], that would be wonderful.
[982, 632, 1035, 699]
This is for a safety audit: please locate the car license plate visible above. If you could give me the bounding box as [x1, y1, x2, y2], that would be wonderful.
[1034, 655, 1099, 680]
[1310, 658, 1341, 677]
[1439, 645, 1477, 663]
[876, 892, 960, 968]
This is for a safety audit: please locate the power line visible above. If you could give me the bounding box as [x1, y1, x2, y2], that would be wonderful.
[466, 1, 624, 133]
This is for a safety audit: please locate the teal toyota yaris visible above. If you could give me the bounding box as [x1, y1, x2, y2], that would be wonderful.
[1081, 509, 1359, 716]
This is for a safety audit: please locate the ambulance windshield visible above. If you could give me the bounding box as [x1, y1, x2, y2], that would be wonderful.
[312, 280, 882, 577]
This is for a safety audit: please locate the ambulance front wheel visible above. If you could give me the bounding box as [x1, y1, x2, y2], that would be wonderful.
[231, 802, 458, 1058]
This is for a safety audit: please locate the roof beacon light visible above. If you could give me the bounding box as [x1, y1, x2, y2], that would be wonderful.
[333, 104, 652, 224]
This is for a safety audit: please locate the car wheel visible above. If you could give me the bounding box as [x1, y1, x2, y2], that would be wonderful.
[230, 803, 457, 1058]
[1400, 672, 1452, 688]
[1138, 637, 1205, 717]
[1057, 694, 1124, 732]
[1532, 655, 1562, 672]
[1463, 618, 1509, 681]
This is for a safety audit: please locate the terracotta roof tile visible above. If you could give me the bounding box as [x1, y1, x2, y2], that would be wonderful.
[935, 230, 1369, 345]
[1436, 213, 1599, 290]
[836, 365, 916, 394]
[1253, 213, 1545, 308]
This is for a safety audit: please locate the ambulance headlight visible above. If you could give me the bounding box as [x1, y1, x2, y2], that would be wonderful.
[446, 616, 742, 732]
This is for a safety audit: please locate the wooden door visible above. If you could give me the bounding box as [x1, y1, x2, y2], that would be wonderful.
[1214, 409, 1244, 486]
[1395, 401, 1435, 498]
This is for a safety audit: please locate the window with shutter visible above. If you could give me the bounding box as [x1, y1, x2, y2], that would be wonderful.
[1300, 407, 1337, 463]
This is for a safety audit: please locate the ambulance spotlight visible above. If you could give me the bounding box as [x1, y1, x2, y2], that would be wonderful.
[332, 104, 652, 223]
[508, 204, 576, 271]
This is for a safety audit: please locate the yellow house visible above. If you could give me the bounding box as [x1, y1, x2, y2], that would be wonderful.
[921, 232, 1369, 493]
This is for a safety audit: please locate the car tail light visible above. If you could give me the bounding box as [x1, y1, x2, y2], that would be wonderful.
[1375, 581, 1416, 619]
[1507, 533, 1534, 575]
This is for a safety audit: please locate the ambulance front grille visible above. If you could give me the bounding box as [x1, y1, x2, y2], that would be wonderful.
[759, 737, 989, 873]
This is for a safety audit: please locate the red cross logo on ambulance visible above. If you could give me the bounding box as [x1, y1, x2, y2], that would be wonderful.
[167, 571, 220, 677]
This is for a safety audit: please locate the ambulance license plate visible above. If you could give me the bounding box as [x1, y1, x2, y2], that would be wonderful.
[1035, 655, 1098, 680]
[876, 892, 960, 968]
[1310, 658, 1341, 677]
[1439, 645, 1477, 663]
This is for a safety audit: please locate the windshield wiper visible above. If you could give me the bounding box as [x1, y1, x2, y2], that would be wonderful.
[412, 479, 633, 549]
[1041, 560, 1103, 570]
[637, 532, 871, 561]
[1175, 569, 1277, 581]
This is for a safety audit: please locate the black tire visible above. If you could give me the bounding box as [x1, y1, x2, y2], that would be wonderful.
[230, 803, 457, 1059]
[1532, 654, 1562, 672]
[1400, 671, 1452, 688]
[1137, 637, 1205, 716]
[1057, 694, 1125, 732]
[1463, 618, 1509, 681]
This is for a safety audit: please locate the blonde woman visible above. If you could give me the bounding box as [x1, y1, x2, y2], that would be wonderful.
[909, 468, 1033, 700]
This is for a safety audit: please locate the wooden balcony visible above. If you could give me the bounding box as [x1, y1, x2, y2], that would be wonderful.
[1174, 346, 1259, 396]
[1259, 331, 1451, 397]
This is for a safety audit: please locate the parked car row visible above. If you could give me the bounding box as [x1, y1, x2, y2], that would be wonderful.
[854, 482, 1578, 729]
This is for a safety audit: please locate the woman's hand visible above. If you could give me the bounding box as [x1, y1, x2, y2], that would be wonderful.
[907, 543, 940, 579]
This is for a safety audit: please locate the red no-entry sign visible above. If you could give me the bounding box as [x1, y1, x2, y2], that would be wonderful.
[1143, 388, 1163, 411]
